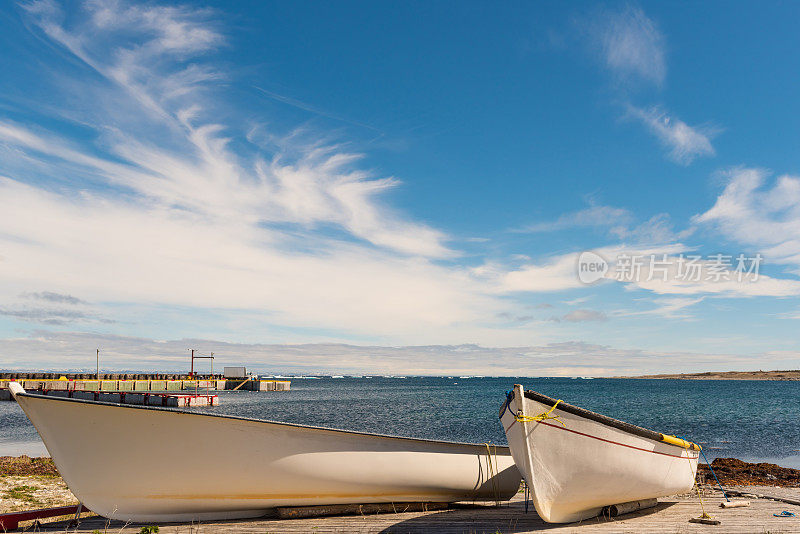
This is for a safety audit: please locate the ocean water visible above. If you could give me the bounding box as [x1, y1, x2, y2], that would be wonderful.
[2, 377, 799, 468]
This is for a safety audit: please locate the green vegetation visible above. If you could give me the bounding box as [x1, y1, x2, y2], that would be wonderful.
[4, 484, 39, 503]
[140, 526, 160, 534]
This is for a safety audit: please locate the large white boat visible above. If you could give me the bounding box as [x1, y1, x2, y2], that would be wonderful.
[501, 384, 699, 523]
[9, 383, 520, 522]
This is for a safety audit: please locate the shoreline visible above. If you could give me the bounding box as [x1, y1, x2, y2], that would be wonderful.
[618, 369, 800, 381]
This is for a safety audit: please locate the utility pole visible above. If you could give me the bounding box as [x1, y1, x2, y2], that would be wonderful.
[96, 348, 100, 380]
[188, 349, 214, 378]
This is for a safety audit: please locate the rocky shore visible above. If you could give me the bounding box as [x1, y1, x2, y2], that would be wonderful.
[698, 457, 800, 487]
[0, 455, 60, 477]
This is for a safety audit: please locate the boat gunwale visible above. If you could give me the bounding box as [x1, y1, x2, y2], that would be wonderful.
[521, 389, 695, 450]
[13, 390, 512, 452]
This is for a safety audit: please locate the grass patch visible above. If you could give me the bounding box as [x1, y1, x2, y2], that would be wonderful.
[4, 484, 40, 503]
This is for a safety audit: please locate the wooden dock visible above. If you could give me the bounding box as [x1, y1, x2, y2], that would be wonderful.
[35, 489, 800, 533]
[0, 376, 291, 400]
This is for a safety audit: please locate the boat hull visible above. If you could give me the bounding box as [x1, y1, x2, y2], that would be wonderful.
[501, 386, 699, 523]
[13, 388, 520, 522]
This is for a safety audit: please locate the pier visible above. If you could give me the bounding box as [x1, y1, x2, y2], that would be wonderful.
[0, 374, 290, 403]
[2, 389, 219, 407]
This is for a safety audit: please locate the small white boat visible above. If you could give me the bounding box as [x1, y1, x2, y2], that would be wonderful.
[8, 383, 520, 522]
[501, 384, 700, 523]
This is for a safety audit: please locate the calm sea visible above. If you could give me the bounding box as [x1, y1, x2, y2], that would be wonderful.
[2, 377, 799, 468]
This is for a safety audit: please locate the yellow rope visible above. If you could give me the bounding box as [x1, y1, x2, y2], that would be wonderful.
[515, 399, 565, 427]
[684, 443, 712, 520]
[483, 442, 501, 506]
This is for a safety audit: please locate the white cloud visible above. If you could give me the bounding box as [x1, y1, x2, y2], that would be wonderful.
[594, 5, 666, 86]
[0, 289, 107, 325]
[1, 331, 794, 376]
[497, 244, 800, 298]
[614, 297, 704, 320]
[628, 106, 718, 164]
[519, 205, 633, 233]
[584, 7, 719, 166]
[497, 244, 679, 294]
[2, 1, 795, 362]
[521, 204, 693, 245]
[610, 213, 694, 245]
[499, 253, 584, 293]
[695, 168, 800, 273]
[0, 306, 109, 326]
[0, 1, 528, 346]
[519, 204, 633, 233]
[625, 258, 800, 297]
[560, 309, 607, 322]
[780, 309, 800, 320]
[22, 0, 224, 122]
[0, 175, 500, 342]
[19, 0, 451, 258]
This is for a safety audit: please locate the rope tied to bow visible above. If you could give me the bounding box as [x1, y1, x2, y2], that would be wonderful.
[515, 399, 565, 427]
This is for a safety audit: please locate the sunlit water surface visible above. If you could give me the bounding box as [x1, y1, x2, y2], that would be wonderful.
[2, 377, 798, 468]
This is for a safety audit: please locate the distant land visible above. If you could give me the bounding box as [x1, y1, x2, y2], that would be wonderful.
[620, 370, 800, 381]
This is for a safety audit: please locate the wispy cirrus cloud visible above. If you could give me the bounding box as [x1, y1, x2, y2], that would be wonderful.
[581, 5, 719, 165]
[627, 105, 718, 164]
[610, 213, 695, 245]
[10, 1, 451, 258]
[517, 204, 632, 233]
[518, 203, 693, 245]
[22, 0, 224, 122]
[695, 167, 800, 273]
[1, 0, 792, 367]
[0, 0, 516, 346]
[594, 5, 666, 87]
[613, 297, 705, 320]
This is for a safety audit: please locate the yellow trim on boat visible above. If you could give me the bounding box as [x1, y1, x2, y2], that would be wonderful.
[661, 434, 701, 451]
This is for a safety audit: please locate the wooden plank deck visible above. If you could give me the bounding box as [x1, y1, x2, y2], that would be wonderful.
[37, 490, 800, 533]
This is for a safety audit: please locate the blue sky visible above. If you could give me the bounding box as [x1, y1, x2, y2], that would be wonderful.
[0, 1, 798, 375]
